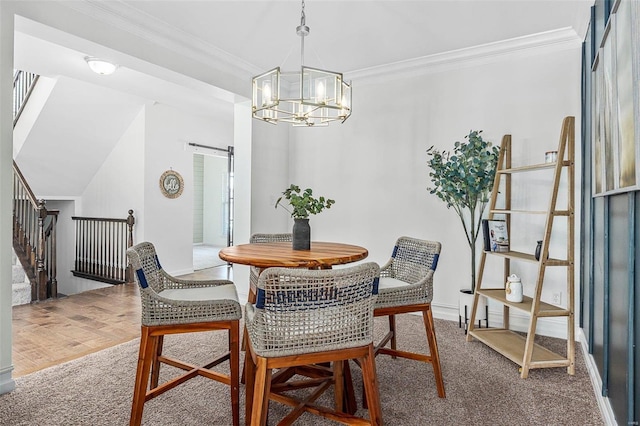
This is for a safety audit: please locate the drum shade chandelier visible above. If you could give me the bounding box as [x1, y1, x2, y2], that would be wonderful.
[252, 0, 351, 127]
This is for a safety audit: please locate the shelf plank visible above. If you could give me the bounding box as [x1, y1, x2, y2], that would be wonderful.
[482, 250, 570, 266]
[468, 328, 569, 368]
[497, 160, 570, 174]
[476, 289, 569, 316]
[490, 209, 571, 216]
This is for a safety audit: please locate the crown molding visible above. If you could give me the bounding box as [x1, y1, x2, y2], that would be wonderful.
[57, 0, 261, 80]
[345, 27, 583, 85]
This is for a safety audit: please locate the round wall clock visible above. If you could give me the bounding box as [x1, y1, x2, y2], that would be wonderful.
[159, 170, 184, 199]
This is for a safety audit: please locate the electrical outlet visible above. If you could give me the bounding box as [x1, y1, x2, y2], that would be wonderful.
[552, 292, 562, 305]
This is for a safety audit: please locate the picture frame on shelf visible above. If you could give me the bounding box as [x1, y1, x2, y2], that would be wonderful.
[483, 219, 509, 252]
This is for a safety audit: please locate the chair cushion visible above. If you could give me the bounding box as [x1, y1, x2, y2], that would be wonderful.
[158, 283, 239, 302]
[378, 277, 410, 291]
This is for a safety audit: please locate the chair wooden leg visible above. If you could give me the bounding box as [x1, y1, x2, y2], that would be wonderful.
[333, 360, 344, 412]
[130, 327, 156, 426]
[423, 306, 445, 398]
[244, 348, 257, 426]
[342, 360, 357, 414]
[241, 325, 248, 385]
[388, 314, 397, 354]
[361, 344, 383, 426]
[250, 356, 271, 426]
[230, 322, 240, 426]
[150, 335, 163, 389]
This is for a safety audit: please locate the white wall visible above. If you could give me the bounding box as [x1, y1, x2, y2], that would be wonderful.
[81, 107, 146, 220]
[232, 101, 253, 299]
[74, 102, 234, 288]
[142, 102, 233, 275]
[252, 36, 583, 338]
[250, 120, 290, 234]
[0, 3, 16, 395]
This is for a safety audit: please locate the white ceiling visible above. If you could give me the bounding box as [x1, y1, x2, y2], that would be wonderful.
[116, 0, 592, 74]
[14, 0, 593, 110]
[11, 0, 593, 196]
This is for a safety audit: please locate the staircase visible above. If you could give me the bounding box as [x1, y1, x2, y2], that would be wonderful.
[12, 69, 58, 303]
[12, 249, 30, 306]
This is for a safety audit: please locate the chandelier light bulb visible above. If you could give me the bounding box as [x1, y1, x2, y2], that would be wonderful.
[315, 80, 326, 104]
[262, 81, 272, 106]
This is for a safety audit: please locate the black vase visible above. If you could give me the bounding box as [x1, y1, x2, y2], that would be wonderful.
[535, 240, 543, 260]
[292, 218, 311, 250]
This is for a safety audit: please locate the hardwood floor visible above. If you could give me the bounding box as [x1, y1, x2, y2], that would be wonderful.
[11, 266, 232, 377]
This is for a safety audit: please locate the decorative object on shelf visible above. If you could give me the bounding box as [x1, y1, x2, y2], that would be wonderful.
[159, 169, 184, 199]
[427, 130, 499, 294]
[535, 240, 543, 260]
[275, 184, 335, 250]
[505, 274, 523, 303]
[545, 150, 558, 163]
[251, 0, 351, 127]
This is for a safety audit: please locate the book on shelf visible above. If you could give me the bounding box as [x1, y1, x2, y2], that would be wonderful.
[481, 219, 491, 251]
[483, 219, 509, 252]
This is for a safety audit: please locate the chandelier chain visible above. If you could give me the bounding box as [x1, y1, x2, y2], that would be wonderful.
[299, 0, 306, 67]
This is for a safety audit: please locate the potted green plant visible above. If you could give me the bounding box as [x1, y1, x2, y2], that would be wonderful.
[426, 130, 499, 329]
[275, 184, 335, 250]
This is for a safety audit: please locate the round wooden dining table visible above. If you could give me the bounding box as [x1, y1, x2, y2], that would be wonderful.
[218, 241, 368, 270]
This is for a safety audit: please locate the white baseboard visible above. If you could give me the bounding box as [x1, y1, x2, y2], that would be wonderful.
[577, 329, 617, 426]
[0, 366, 16, 395]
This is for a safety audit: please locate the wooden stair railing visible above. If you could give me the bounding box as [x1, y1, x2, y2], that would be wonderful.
[12, 161, 59, 301]
[71, 211, 135, 284]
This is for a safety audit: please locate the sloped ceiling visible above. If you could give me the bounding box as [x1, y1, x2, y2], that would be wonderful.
[15, 76, 145, 197]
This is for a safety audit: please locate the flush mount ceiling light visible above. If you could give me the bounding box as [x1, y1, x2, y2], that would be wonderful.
[252, 0, 351, 127]
[84, 56, 118, 75]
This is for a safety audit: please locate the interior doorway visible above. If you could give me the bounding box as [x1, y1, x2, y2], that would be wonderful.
[192, 144, 234, 270]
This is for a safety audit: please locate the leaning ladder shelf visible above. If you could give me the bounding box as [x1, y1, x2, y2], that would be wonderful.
[466, 116, 575, 379]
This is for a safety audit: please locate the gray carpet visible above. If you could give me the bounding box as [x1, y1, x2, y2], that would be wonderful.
[0, 316, 603, 425]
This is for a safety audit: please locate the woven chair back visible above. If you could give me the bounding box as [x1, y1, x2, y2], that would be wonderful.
[390, 237, 441, 284]
[247, 262, 380, 357]
[249, 233, 293, 244]
[127, 241, 166, 292]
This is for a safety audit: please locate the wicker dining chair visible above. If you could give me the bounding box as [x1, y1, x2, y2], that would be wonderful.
[244, 262, 383, 426]
[248, 233, 292, 301]
[373, 236, 445, 398]
[126, 242, 242, 426]
[240, 233, 294, 385]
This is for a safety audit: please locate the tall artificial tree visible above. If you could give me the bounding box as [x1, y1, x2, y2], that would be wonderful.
[427, 130, 499, 293]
